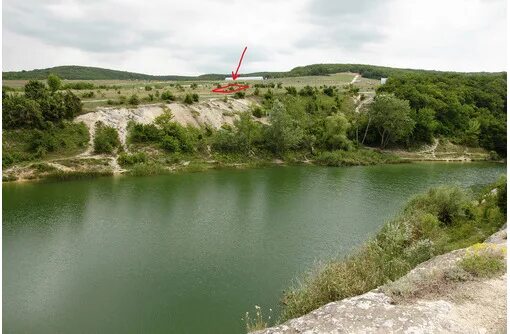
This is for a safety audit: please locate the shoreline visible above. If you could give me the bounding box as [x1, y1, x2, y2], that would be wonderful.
[3, 156, 504, 184]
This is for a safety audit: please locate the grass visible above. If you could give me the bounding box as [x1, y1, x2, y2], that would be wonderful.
[460, 244, 506, 277]
[3, 122, 89, 167]
[127, 162, 170, 176]
[244, 306, 274, 332]
[278, 178, 507, 322]
[314, 149, 403, 166]
[43, 170, 113, 181]
[3, 73, 376, 112]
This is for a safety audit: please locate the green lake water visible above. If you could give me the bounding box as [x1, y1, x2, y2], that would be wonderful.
[3, 162, 505, 333]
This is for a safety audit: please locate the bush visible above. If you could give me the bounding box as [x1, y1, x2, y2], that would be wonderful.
[405, 187, 471, 225]
[161, 135, 181, 152]
[93, 122, 121, 154]
[161, 91, 175, 101]
[192, 93, 199, 102]
[62, 82, 95, 90]
[47, 74, 62, 92]
[285, 86, 297, 96]
[460, 245, 506, 277]
[117, 152, 148, 166]
[252, 106, 264, 118]
[3, 122, 89, 167]
[184, 94, 194, 104]
[129, 94, 140, 105]
[315, 150, 401, 166]
[127, 121, 161, 143]
[233, 91, 245, 99]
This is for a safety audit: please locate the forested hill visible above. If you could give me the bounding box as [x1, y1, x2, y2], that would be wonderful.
[3, 64, 505, 81]
[2, 66, 198, 81]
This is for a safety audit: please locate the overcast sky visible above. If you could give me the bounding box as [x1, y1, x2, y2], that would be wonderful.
[2, 0, 507, 75]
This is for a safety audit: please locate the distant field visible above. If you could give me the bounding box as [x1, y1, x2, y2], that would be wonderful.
[3, 73, 379, 112]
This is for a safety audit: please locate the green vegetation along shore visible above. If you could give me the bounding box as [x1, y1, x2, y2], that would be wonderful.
[251, 177, 506, 330]
[2, 65, 506, 182]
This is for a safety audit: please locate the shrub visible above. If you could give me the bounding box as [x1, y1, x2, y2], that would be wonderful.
[184, 94, 194, 104]
[405, 187, 471, 225]
[117, 152, 148, 166]
[192, 93, 199, 102]
[3, 122, 89, 167]
[323, 86, 335, 97]
[144, 85, 152, 91]
[47, 74, 62, 92]
[129, 162, 168, 176]
[129, 94, 140, 105]
[252, 106, 264, 118]
[279, 182, 506, 321]
[161, 135, 181, 152]
[93, 122, 121, 154]
[315, 150, 401, 166]
[127, 121, 161, 143]
[285, 86, 297, 96]
[161, 91, 175, 101]
[460, 245, 506, 277]
[233, 91, 245, 99]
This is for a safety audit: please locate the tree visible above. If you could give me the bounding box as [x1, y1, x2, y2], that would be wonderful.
[322, 113, 352, 150]
[24, 80, 48, 100]
[3, 95, 43, 129]
[93, 122, 121, 154]
[47, 74, 62, 92]
[265, 99, 303, 154]
[368, 94, 415, 148]
[234, 113, 261, 153]
[412, 107, 438, 144]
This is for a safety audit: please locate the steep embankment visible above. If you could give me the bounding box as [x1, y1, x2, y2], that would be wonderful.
[2, 98, 259, 181]
[256, 229, 507, 334]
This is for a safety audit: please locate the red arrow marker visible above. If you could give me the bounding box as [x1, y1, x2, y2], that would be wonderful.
[231, 46, 247, 80]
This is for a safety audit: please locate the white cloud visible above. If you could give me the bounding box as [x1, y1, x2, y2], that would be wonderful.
[2, 0, 506, 74]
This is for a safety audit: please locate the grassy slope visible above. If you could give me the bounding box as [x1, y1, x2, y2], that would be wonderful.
[279, 178, 507, 322]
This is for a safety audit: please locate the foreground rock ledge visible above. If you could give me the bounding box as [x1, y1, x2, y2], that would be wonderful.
[256, 229, 507, 334]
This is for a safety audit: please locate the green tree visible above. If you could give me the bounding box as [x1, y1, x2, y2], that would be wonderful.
[368, 94, 415, 148]
[412, 107, 438, 143]
[322, 113, 352, 150]
[93, 122, 121, 154]
[24, 80, 48, 100]
[47, 74, 62, 92]
[234, 113, 261, 153]
[2, 95, 43, 129]
[265, 100, 303, 154]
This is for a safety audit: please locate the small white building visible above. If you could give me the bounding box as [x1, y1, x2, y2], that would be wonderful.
[225, 76, 264, 81]
[380, 77, 388, 84]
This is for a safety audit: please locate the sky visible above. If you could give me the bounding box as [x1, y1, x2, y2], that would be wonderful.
[2, 0, 507, 75]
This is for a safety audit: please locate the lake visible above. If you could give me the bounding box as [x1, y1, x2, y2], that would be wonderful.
[3, 162, 505, 333]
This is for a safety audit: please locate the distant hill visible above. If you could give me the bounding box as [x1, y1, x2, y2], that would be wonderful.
[2, 64, 504, 81]
[2, 66, 199, 81]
